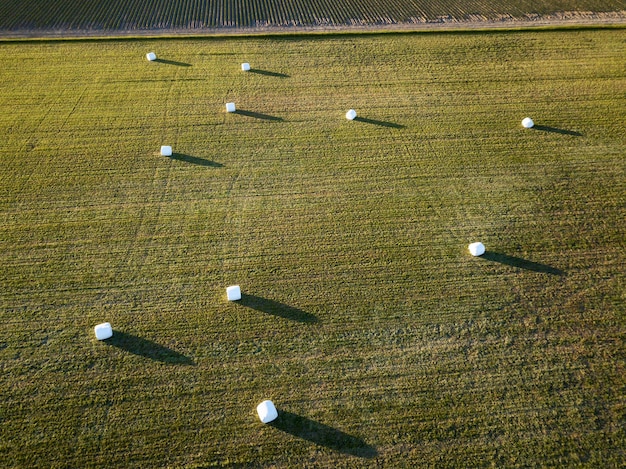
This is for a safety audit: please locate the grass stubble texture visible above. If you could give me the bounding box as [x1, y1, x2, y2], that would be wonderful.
[0, 30, 625, 467]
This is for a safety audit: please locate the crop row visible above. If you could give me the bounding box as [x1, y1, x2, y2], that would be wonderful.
[0, 0, 625, 33]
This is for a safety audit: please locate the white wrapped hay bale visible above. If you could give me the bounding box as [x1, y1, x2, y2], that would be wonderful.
[160, 145, 172, 156]
[94, 322, 113, 341]
[146, 52, 157, 61]
[522, 117, 534, 128]
[226, 285, 241, 301]
[241, 63, 251, 71]
[226, 102, 236, 113]
[468, 242, 486, 257]
[346, 109, 357, 121]
[256, 400, 278, 424]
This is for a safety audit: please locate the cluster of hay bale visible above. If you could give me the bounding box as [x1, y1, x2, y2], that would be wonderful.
[146, 51, 543, 132]
[138, 52, 554, 426]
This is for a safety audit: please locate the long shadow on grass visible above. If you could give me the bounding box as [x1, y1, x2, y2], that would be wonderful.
[249, 68, 289, 78]
[270, 411, 377, 458]
[353, 116, 405, 129]
[239, 294, 318, 323]
[234, 109, 284, 122]
[105, 331, 194, 365]
[482, 251, 565, 276]
[169, 153, 223, 167]
[533, 125, 582, 136]
[154, 58, 192, 67]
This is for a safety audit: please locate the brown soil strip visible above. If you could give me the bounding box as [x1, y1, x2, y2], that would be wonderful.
[1, 10, 625, 39]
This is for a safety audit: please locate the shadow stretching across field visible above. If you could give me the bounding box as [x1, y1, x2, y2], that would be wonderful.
[249, 68, 290, 78]
[113, 78, 205, 84]
[270, 411, 377, 458]
[105, 331, 194, 365]
[482, 251, 565, 275]
[234, 109, 284, 121]
[154, 58, 192, 67]
[354, 116, 405, 129]
[533, 125, 582, 136]
[239, 294, 318, 323]
[169, 153, 223, 167]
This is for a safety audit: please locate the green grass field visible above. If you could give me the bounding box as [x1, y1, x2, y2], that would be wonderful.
[1, 29, 625, 467]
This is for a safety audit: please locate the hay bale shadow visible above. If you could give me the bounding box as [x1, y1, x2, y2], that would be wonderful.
[169, 153, 223, 167]
[249, 69, 289, 78]
[105, 331, 194, 365]
[353, 116, 404, 129]
[481, 251, 565, 275]
[239, 294, 318, 323]
[154, 58, 192, 67]
[234, 109, 283, 121]
[533, 125, 582, 136]
[269, 411, 377, 458]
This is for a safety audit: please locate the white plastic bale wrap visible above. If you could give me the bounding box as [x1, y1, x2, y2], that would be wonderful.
[146, 52, 157, 61]
[522, 117, 534, 128]
[226, 285, 242, 301]
[256, 400, 278, 424]
[241, 63, 251, 71]
[346, 109, 357, 120]
[94, 322, 113, 341]
[160, 145, 172, 156]
[226, 102, 236, 113]
[468, 242, 486, 257]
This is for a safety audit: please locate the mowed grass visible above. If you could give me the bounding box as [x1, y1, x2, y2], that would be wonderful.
[0, 30, 625, 467]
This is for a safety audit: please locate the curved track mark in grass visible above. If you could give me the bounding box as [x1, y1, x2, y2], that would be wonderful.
[269, 410, 377, 458]
[59, 85, 87, 131]
[239, 294, 318, 323]
[168, 153, 223, 167]
[220, 145, 253, 283]
[481, 251, 565, 275]
[105, 331, 194, 365]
